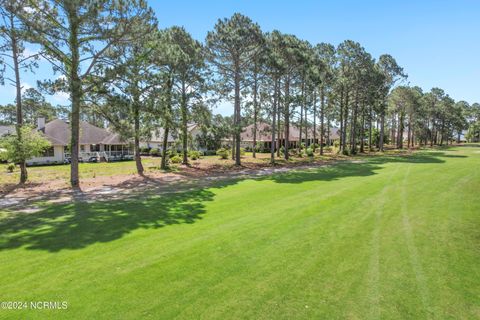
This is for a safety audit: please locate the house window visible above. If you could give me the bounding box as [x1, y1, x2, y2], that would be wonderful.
[43, 146, 55, 157]
[90, 144, 100, 152]
[80, 145, 85, 152]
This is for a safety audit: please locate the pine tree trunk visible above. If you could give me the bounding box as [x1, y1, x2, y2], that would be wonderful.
[10, 14, 27, 183]
[161, 126, 169, 170]
[284, 78, 290, 160]
[349, 91, 358, 155]
[327, 115, 331, 147]
[320, 86, 325, 155]
[270, 78, 278, 164]
[379, 110, 385, 152]
[161, 74, 173, 170]
[299, 78, 304, 152]
[398, 113, 404, 149]
[440, 120, 445, 146]
[360, 106, 365, 153]
[304, 101, 308, 147]
[234, 63, 241, 166]
[391, 114, 397, 148]
[313, 89, 317, 152]
[276, 104, 281, 157]
[68, 7, 81, 188]
[430, 120, 435, 147]
[231, 135, 235, 160]
[407, 114, 412, 148]
[181, 81, 188, 165]
[252, 69, 258, 158]
[134, 100, 144, 174]
[342, 89, 349, 154]
[339, 87, 344, 153]
[368, 106, 373, 151]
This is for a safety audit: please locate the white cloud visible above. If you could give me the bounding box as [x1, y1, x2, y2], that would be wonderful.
[20, 82, 33, 94]
[52, 91, 70, 104]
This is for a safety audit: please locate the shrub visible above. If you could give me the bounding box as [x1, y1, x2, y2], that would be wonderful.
[6, 163, 15, 173]
[239, 147, 245, 156]
[306, 148, 314, 157]
[170, 155, 182, 164]
[188, 150, 202, 160]
[167, 149, 178, 158]
[280, 146, 285, 155]
[203, 150, 217, 156]
[140, 147, 150, 153]
[149, 148, 160, 156]
[216, 148, 229, 159]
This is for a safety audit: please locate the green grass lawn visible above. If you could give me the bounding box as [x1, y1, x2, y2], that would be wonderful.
[0, 145, 479, 319]
[0, 152, 327, 187]
[0, 158, 163, 186]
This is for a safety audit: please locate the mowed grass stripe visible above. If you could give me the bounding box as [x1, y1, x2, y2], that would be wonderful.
[0, 145, 479, 319]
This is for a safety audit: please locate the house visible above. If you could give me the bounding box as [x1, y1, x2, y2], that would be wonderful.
[237, 122, 340, 150]
[141, 123, 203, 151]
[0, 125, 15, 137]
[140, 128, 176, 150]
[1, 118, 132, 165]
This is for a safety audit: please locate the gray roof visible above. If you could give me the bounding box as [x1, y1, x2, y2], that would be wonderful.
[241, 122, 340, 142]
[0, 125, 15, 137]
[43, 119, 127, 146]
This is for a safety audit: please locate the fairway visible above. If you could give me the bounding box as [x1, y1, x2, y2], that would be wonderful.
[0, 145, 479, 319]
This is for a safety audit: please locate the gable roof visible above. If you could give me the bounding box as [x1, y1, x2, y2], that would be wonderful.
[241, 122, 340, 142]
[0, 125, 15, 137]
[43, 119, 127, 146]
[146, 124, 200, 143]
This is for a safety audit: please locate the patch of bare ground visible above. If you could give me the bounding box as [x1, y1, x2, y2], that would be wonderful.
[0, 150, 412, 210]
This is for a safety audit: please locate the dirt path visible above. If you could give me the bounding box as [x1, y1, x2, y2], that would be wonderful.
[0, 158, 349, 211]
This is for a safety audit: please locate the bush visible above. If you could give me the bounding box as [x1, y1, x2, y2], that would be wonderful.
[167, 149, 178, 158]
[306, 148, 314, 157]
[140, 147, 150, 153]
[239, 147, 245, 156]
[280, 146, 285, 155]
[149, 148, 160, 156]
[188, 150, 202, 160]
[216, 148, 229, 159]
[170, 155, 182, 164]
[203, 150, 217, 156]
[6, 163, 15, 173]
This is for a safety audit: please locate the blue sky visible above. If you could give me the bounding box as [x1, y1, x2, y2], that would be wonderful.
[2, 0, 479, 116]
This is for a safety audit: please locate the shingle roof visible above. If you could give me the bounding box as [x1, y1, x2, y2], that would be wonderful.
[241, 122, 340, 142]
[100, 132, 125, 145]
[146, 124, 199, 143]
[0, 125, 15, 137]
[43, 119, 127, 146]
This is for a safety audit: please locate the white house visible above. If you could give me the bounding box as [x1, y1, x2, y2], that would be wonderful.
[141, 124, 203, 151]
[1, 118, 132, 165]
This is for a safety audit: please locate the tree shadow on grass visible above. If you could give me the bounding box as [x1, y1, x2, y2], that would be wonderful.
[0, 150, 453, 252]
[263, 151, 448, 184]
[0, 185, 234, 252]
